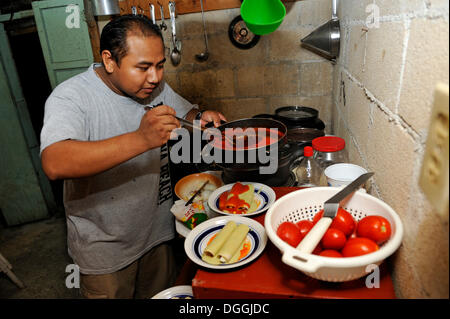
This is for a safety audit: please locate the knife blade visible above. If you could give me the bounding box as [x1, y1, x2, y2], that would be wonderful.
[185, 180, 209, 206]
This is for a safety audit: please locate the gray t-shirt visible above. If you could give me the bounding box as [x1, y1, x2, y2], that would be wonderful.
[40, 64, 194, 275]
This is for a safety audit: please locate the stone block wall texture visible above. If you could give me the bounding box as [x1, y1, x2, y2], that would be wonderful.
[162, 1, 334, 130]
[333, 0, 449, 298]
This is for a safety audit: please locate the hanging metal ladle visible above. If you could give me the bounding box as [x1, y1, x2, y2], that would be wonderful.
[169, 1, 181, 66]
[195, 0, 209, 62]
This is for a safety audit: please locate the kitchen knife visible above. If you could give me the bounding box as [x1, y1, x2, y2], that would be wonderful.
[296, 172, 374, 253]
[185, 180, 209, 206]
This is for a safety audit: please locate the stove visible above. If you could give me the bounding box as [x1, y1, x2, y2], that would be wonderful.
[221, 171, 297, 187]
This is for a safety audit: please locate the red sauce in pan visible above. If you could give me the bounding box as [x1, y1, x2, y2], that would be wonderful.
[211, 127, 283, 151]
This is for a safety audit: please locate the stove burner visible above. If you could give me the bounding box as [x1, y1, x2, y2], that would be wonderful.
[221, 171, 297, 187]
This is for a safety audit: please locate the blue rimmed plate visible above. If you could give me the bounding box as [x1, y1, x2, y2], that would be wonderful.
[184, 216, 267, 270]
[207, 182, 276, 216]
[151, 285, 194, 299]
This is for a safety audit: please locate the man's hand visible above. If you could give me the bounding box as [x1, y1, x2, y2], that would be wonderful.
[199, 110, 227, 127]
[136, 105, 180, 148]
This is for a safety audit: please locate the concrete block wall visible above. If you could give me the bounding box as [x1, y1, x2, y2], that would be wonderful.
[162, 1, 334, 130]
[333, 0, 449, 298]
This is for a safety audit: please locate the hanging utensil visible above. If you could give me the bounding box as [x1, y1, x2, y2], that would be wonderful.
[91, 0, 120, 16]
[169, 1, 181, 66]
[296, 172, 374, 254]
[131, 5, 137, 15]
[150, 3, 156, 24]
[228, 15, 260, 50]
[240, 0, 286, 35]
[195, 0, 209, 62]
[301, 0, 340, 60]
[158, 1, 167, 31]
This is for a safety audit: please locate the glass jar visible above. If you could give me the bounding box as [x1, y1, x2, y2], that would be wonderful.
[312, 136, 349, 169]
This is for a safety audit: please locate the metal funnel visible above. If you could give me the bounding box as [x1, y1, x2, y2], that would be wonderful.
[301, 18, 340, 59]
[301, 0, 340, 60]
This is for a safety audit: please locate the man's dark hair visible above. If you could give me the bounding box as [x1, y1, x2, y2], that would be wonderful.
[100, 14, 164, 66]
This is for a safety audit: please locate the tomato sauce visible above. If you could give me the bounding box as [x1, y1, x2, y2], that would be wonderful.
[219, 183, 251, 214]
[238, 241, 251, 260]
[211, 127, 283, 151]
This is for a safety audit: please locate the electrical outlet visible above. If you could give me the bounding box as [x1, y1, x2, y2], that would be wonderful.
[419, 82, 449, 220]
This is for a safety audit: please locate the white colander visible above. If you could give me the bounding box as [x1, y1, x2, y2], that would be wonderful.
[264, 187, 404, 282]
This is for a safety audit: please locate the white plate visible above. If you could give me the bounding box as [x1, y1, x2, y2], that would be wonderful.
[175, 206, 221, 238]
[184, 216, 267, 270]
[207, 182, 276, 216]
[151, 285, 194, 299]
[175, 220, 191, 238]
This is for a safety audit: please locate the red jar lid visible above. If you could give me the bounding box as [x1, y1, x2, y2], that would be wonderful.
[312, 136, 346, 152]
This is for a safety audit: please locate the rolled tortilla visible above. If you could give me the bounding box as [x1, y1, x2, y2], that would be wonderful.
[203, 221, 237, 258]
[218, 224, 250, 263]
[223, 183, 255, 214]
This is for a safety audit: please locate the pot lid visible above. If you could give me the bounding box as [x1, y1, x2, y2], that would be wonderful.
[275, 106, 318, 122]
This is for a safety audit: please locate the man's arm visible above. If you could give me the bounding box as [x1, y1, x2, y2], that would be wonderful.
[41, 105, 179, 180]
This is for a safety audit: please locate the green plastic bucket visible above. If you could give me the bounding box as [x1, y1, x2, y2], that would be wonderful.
[240, 0, 286, 35]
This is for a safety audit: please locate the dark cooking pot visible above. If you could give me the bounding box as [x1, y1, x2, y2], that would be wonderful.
[287, 127, 325, 144]
[253, 106, 326, 130]
[220, 142, 303, 186]
[203, 118, 287, 169]
[202, 118, 302, 186]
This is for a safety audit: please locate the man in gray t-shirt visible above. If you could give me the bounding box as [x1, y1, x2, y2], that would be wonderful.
[40, 15, 225, 298]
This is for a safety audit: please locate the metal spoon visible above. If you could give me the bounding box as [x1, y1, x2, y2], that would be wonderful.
[158, 1, 167, 31]
[169, 1, 181, 66]
[195, 0, 209, 62]
[150, 4, 156, 24]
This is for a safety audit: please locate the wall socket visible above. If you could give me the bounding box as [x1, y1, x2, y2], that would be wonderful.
[419, 82, 449, 220]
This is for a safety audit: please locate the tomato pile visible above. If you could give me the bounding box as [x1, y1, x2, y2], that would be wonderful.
[276, 208, 392, 258]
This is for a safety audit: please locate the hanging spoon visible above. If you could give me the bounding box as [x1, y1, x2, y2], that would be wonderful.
[158, 1, 167, 31]
[150, 3, 156, 24]
[195, 0, 209, 62]
[169, 1, 181, 66]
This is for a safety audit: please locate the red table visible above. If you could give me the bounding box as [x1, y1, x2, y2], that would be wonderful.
[180, 187, 396, 299]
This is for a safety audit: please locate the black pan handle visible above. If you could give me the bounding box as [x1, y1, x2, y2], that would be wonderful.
[205, 120, 227, 129]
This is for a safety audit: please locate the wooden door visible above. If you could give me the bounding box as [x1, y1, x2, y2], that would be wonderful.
[32, 0, 94, 89]
[0, 24, 53, 226]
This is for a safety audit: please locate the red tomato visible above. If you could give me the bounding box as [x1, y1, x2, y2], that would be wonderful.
[319, 250, 343, 258]
[277, 222, 302, 247]
[313, 208, 356, 236]
[356, 215, 392, 244]
[349, 222, 358, 239]
[295, 220, 314, 240]
[341, 237, 379, 257]
[321, 228, 347, 250]
[312, 243, 322, 255]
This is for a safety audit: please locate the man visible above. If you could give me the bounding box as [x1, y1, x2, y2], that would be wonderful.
[40, 15, 226, 299]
